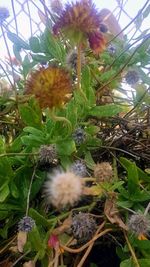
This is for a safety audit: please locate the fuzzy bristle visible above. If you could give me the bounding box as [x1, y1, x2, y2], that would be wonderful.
[94, 162, 113, 183]
[43, 170, 83, 209]
[71, 212, 97, 243]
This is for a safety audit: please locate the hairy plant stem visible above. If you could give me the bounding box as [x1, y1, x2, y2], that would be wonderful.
[76, 44, 87, 101]
[50, 107, 72, 133]
[0, 153, 38, 158]
[26, 164, 37, 216]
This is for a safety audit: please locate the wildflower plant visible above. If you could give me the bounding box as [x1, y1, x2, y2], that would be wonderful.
[0, 0, 150, 266]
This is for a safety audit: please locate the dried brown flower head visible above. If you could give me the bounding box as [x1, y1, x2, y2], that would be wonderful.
[25, 66, 72, 109]
[94, 162, 113, 183]
[53, 0, 106, 54]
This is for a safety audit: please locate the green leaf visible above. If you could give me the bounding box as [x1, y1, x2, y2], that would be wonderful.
[23, 127, 45, 138]
[19, 104, 42, 128]
[60, 156, 72, 169]
[143, 4, 150, 19]
[82, 66, 95, 105]
[120, 259, 134, 267]
[99, 69, 116, 83]
[85, 125, 100, 135]
[10, 182, 19, 198]
[84, 151, 96, 170]
[121, 258, 150, 267]
[29, 208, 49, 227]
[56, 139, 76, 156]
[0, 211, 9, 220]
[89, 104, 123, 117]
[86, 137, 102, 147]
[120, 157, 140, 195]
[120, 157, 150, 182]
[28, 227, 46, 258]
[7, 31, 30, 49]
[0, 136, 5, 153]
[31, 54, 51, 63]
[29, 37, 41, 53]
[22, 55, 36, 77]
[8, 133, 24, 153]
[0, 183, 9, 202]
[127, 162, 139, 196]
[134, 239, 150, 250]
[13, 44, 22, 63]
[42, 29, 66, 63]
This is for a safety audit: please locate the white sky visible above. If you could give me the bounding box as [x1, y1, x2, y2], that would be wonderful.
[0, 0, 149, 59]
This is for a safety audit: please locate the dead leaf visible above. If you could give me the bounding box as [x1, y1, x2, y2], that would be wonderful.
[17, 231, 27, 253]
[99, 9, 124, 39]
[23, 261, 35, 267]
[104, 194, 128, 230]
[83, 186, 103, 196]
[52, 216, 72, 235]
[0, 259, 13, 267]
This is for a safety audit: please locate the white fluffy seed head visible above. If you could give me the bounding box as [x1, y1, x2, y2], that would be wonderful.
[43, 170, 83, 209]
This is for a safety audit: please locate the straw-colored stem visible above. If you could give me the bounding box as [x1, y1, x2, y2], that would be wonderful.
[123, 231, 140, 267]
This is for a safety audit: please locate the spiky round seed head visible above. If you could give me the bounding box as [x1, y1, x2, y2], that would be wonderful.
[94, 162, 113, 183]
[125, 70, 139, 85]
[18, 216, 35, 232]
[72, 128, 86, 145]
[43, 170, 83, 209]
[66, 50, 85, 70]
[70, 160, 87, 177]
[38, 145, 57, 164]
[0, 7, 9, 24]
[107, 44, 116, 55]
[128, 213, 150, 236]
[71, 212, 97, 243]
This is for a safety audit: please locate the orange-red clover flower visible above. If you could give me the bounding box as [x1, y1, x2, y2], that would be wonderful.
[53, 0, 106, 54]
[25, 66, 72, 109]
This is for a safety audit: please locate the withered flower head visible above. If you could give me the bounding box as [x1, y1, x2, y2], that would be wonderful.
[53, 0, 106, 54]
[125, 70, 139, 85]
[71, 212, 97, 243]
[94, 162, 113, 183]
[88, 31, 106, 54]
[38, 144, 57, 164]
[128, 213, 150, 237]
[18, 216, 35, 232]
[0, 7, 9, 25]
[25, 66, 72, 109]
